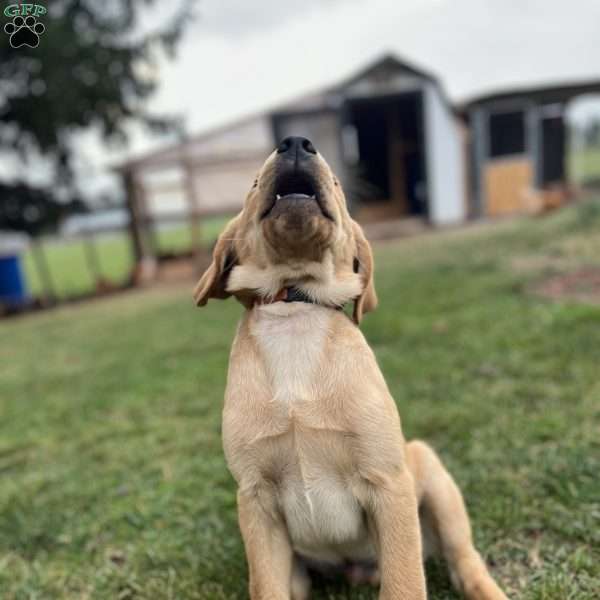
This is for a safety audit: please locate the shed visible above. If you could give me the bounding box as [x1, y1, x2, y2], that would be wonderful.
[463, 81, 600, 217]
[270, 55, 465, 226]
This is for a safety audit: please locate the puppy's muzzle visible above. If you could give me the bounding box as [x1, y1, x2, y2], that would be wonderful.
[261, 136, 334, 221]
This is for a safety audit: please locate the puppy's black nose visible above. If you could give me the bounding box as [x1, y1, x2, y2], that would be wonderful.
[276, 136, 317, 157]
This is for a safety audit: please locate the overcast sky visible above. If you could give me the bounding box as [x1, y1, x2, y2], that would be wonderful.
[45, 0, 600, 198]
[150, 0, 600, 134]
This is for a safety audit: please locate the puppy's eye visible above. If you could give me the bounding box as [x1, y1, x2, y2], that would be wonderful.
[333, 178, 339, 187]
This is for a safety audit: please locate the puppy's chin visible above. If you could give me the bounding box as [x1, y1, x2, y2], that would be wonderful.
[261, 196, 335, 261]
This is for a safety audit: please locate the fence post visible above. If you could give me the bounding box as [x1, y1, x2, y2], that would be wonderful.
[82, 230, 104, 290]
[123, 170, 157, 284]
[182, 152, 202, 264]
[30, 238, 56, 303]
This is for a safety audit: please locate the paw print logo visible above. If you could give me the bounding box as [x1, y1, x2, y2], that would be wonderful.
[4, 15, 45, 48]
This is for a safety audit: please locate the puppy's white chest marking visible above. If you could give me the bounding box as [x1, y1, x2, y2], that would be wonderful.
[249, 304, 373, 564]
[281, 473, 372, 563]
[250, 303, 329, 536]
[251, 303, 330, 405]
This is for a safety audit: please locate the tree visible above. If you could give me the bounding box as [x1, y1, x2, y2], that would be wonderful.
[0, 1, 192, 302]
[0, 0, 193, 230]
[0, 182, 85, 235]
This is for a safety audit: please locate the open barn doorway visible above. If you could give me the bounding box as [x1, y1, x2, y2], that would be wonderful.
[342, 92, 428, 222]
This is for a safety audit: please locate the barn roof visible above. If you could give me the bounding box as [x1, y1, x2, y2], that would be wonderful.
[460, 79, 600, 113]
[270, 53, 442, 114]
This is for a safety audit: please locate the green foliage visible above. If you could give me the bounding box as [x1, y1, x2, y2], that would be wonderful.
[0, 182, 86, 235]
[0, 0, 193, 185]
[1, 211, 599, 598]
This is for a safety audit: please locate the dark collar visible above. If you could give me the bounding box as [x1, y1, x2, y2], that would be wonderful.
[281, 287, 316, 304]
[256, 286, 342, 309]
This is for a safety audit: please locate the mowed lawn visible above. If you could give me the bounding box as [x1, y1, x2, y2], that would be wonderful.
[1, 201, 599, 599]
[570, 147, 600, 185]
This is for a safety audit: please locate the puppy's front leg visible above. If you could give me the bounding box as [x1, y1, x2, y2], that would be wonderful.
[369, 469, 427, 600]
[237, 488, 293, 600]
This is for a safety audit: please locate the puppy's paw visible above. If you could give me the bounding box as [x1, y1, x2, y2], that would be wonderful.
[462, 573, 509, 600]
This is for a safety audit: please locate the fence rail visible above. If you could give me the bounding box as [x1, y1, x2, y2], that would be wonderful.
[7, 212, 232, 313]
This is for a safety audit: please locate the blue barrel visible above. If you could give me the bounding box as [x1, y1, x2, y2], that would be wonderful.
[0, 234, 29, 308]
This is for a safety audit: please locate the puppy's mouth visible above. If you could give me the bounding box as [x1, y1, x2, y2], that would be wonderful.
[260, 171, 334, 221]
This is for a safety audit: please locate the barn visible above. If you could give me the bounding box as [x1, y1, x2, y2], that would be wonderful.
[119, 55, 465, 266]
[119, 54, 600, 270]
[269, 55, 465, 226]
[463, 81, 600, 217]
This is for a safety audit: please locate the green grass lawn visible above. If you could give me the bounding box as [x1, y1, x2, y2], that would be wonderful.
[23, 217, 230, 299]
[23, 233, 133, 299]
[570, 146, 600, 185]
[1, 201, 599, 599]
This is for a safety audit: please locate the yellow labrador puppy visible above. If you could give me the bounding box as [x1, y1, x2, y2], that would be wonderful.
[194, 136, 507, 600]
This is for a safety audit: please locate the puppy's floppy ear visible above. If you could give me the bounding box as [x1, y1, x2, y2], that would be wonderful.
[193, 216, 239, 306]
[351, 221, 378, 324]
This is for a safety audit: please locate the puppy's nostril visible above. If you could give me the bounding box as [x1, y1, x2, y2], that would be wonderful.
[277, 139, 291, 154]
[276, 136, 317, 156]
[302, 139, 317, 155]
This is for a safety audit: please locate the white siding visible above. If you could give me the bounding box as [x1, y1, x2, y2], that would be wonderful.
[186, 116, 273, 160]
[424, 84, 466, 225]
[137, 115, 273, 217]
[191, 160, 263, 213]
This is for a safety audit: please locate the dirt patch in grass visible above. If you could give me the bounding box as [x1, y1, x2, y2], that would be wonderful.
[533, 268, 600, 304]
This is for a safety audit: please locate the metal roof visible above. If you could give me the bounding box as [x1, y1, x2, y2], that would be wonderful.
[460, 79, 600, 113]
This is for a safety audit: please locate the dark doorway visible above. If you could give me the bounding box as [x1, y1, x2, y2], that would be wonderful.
[540, 116, 566, 184]
[344, 92, 427, 218]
